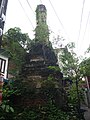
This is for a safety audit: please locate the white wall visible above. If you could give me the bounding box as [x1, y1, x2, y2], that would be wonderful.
[0, 55, 8, 79]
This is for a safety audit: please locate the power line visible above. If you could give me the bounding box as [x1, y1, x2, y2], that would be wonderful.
[77, 0, 85, 41]
[26, 0, 35, 15]
[49, 0, 64, 29]
[18, 0, 34, 29]
[82, 11, 90, 41]
[48, 0, 70, 41]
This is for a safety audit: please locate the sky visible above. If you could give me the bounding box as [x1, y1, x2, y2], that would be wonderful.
[4, 0, 90, 57]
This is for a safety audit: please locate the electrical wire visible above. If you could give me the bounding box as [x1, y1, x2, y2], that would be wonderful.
[77, 0, 85, 41]
[82, 11, 90, 41]
[26, 0, 35, 15]
[48, 0, 70, 41]
[48, 0, 64, 29]
[18, 0, 34, 29]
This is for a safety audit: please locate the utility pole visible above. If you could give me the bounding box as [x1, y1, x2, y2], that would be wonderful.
[0, 0, 8, 49]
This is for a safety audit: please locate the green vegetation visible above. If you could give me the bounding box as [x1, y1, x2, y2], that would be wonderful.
[2, 27, 31, 75]
[48, 66, 61, 72]
[35, 24, 49, 44]
[14, 103, 70, 120]
[1, 28, 89, 119]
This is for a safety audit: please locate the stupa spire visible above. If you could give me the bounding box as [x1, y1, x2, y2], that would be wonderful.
[35, 4, 49, 44]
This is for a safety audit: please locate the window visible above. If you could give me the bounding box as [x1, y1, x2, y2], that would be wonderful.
[0, 58, 6, 73]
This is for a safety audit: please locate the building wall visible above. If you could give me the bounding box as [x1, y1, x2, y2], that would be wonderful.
[0, 55, 8, 79]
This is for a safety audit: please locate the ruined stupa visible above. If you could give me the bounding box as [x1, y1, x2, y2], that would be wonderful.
[21, 4, 61, 88]
[14, 4, 67, 109]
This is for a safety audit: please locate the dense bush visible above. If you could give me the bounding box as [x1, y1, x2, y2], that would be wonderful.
[14, 103, 70, 120]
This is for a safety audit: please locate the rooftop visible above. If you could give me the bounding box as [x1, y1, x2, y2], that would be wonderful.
[36, 4, 46, 11]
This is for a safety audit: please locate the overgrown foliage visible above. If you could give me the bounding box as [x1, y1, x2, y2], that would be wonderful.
[2, 27, 31, 75]
[35, 24, 49, 44]
[1, 28, 87, 119]
[59, 42, 79, 79]
[14, 103, 70, 120]
[0, 80, 18, 119]
[80, 57, 90, 76]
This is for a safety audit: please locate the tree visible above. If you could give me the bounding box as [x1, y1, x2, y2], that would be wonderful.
[79, 44, 90, 76]
[2, 27, 31, 51]
[52, 35, 65, 49]
[56, 42, 85, 119]
[80, 57, 90, 76]
[58, 42, 80, 80]
[2, 27, 31, 75]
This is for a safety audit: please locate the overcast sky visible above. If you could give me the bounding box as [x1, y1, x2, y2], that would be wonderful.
[4, 0, 90, 56]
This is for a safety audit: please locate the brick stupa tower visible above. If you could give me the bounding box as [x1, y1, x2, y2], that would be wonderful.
[14, 4, 67, 109]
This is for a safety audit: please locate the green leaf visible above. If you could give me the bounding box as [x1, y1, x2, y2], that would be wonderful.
[1, 104, 6, 110]
[9, 107, 14, 112]
[5, 105, 10, 112]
